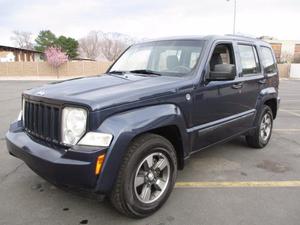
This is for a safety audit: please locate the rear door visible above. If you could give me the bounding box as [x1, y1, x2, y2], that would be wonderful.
[234, 42, 265, 112]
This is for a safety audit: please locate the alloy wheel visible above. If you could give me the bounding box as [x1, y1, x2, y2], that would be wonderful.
[260, 113, 272, 142]
[134, 152, 170, 204]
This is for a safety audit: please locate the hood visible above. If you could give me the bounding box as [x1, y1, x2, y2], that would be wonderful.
[24, 74, 182, 110]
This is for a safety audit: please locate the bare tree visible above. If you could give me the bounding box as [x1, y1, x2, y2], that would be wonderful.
[100, 35, 127, 61]
[78, 31, 102, 60]
[280, 51, 294, 64]
[79, 31, 132, 61]
[10, 31, 34, 50]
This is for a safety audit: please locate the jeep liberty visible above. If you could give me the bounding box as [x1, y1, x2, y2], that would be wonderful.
[6, 35, 280, 217]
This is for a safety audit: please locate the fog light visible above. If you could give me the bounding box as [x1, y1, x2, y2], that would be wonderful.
[95, 154, 105, 175]
[78, 132, 113, 147]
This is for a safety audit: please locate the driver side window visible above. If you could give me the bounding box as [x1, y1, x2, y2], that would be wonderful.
[210, 44, 235, 71]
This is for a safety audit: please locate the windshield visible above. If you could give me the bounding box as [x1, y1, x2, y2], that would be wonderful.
[109, 40, 204, 76]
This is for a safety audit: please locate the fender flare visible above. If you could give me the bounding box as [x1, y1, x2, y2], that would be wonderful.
[94, 104, 189, 193]
[254, 87, 278, 125]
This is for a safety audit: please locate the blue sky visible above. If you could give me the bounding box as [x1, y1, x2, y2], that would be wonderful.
[0, 0, 299, 46]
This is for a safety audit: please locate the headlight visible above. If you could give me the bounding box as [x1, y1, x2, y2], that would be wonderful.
[17, 111, 22, 121]
[62, 107, 87, 145]
[22, 98, 25, 125]
[78, 132, 113, 147]
[17, 98, 25, 123]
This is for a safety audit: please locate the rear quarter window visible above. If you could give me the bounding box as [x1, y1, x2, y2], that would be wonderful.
[261, 47, 277, 74]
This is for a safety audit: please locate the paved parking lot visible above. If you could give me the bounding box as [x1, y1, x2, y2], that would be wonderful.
[1, 80, 300, 225]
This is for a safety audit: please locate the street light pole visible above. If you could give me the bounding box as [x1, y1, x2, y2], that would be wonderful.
[233, 0, 236, 34]
[227, 0, 237, 34]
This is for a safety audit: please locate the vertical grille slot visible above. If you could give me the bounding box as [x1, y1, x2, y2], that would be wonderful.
[53, 108, 60, 141]
[24, 99, 60, 143]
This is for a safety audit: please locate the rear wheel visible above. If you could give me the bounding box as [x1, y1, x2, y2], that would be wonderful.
[110, 133, 177, 218]
[246, 105, 273, 148]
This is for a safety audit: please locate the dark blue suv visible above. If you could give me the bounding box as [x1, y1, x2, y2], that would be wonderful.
[6, 35, 280, 217]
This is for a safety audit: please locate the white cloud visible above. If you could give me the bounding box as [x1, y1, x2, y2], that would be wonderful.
[0, 0, 299, 46]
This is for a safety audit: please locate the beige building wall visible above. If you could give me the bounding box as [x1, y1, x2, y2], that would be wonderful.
[0, 61, 111, 77]
[277, 64, 290, 78]
[0, 61, 290, 78]
[266, 39, 300, 63]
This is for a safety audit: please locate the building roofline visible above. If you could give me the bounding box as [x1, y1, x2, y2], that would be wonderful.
[72, 57, 96, 61]
[0, 45, 43, 54]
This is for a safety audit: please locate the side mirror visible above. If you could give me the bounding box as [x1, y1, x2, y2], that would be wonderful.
[208, 64, 236, 81]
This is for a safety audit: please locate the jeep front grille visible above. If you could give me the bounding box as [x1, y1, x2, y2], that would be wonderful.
[24, 99, 61, 143]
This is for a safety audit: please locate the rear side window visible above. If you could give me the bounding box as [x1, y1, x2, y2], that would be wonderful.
[261, 47, 277, 74]
[238, 45, 261, 76]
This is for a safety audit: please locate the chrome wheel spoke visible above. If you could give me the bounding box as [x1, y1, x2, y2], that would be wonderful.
[154, 158, 168, 171]
[265, 127, 271, 135]
[144, 154, 154, 170]
[135, 175, 145, 188]
[140, 184, 151, 201]
[154, 178, 166, 191]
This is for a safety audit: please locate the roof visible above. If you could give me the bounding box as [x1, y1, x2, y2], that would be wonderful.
[72, 57, 96, 61]
[137, 34, 270, 46]
[0, 45, 43, 53]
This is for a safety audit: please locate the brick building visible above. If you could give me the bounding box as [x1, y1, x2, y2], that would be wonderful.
[260, 37, 300, 63]
[0, 45, 44, 62]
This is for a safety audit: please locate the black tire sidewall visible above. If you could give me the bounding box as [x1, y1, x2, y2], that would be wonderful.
[122, 136, 177, 217]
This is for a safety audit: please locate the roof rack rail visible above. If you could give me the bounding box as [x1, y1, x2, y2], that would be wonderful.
[225, 34, 258, 39]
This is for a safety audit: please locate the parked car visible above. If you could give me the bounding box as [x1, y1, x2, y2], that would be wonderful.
[6, 35, 280, 218]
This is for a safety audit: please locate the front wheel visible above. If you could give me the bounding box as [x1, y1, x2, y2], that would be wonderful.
[246, 105, 273, 148]
[110, 133, 177, 218]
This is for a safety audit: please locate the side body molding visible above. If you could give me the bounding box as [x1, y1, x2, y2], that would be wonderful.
[94, 104, 189, 192]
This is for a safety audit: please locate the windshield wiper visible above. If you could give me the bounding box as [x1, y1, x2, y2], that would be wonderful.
[129, 69, 161, 76]
[107, 70, 126, 75]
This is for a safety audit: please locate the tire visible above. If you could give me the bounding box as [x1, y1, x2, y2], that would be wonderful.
[110, 133, 177, 218]
[246, 105, 273, 148]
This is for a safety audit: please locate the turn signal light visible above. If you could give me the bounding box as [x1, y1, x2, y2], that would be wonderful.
[95, 154, 105, 175]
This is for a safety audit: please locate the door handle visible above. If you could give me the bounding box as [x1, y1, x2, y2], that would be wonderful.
[232, 82, 243, 89]
[258, 79, 267, 84]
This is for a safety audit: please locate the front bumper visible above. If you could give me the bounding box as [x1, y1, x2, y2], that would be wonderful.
[6, 121, 106, 191]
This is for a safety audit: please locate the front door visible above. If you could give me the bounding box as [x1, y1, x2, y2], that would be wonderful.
[190, 41, 257, 151]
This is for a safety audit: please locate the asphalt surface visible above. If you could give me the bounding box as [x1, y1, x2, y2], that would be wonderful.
[1, 80, 300, 225]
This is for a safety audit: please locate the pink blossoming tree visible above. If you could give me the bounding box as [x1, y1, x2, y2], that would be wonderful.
[45, 47, 68, 77]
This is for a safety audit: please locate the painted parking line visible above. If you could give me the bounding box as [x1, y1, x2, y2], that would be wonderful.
[175, 181, 300, 188]
[280, 109, 300, 112]
[274, 129, 300, 132]
[279, 109, 300, 111]
[279, 109, 300, 117]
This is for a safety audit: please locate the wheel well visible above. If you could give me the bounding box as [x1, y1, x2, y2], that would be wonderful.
[149, 125, 185, 170]
[264, 98, 277, 119]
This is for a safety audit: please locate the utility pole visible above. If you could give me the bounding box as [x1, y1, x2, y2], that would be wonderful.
[227, 0, 237, 34]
